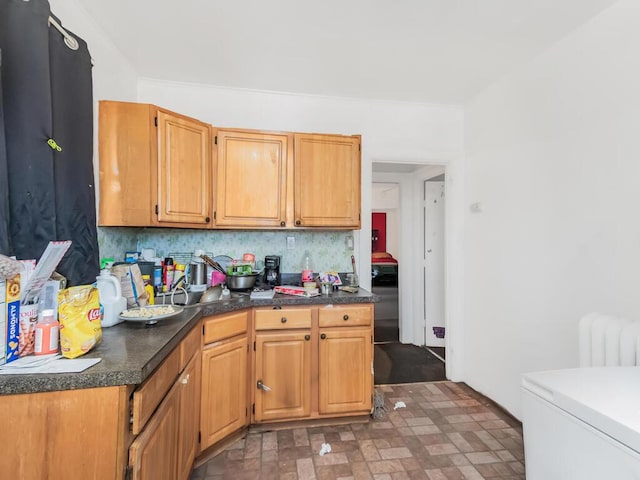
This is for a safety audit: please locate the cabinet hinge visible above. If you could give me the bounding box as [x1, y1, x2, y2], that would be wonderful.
[125, 466, 133, 480]
[155, 204, 159, 215]
[214, 135, 217, 145]
[245, 407, 248, 417]
[247, 343, 249, 352]
[359, 143, 361, 152]
[213, 211, 217, 220]
[252, 403, 255, 414]
[202, 324, 205, 335]
[154, 116, 158, 127]
[198, 431, 201, 444]
[253, 341, 256, 351]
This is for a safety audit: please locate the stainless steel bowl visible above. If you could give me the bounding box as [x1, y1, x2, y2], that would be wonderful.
[225, 273, 258, 291]
[198, 285, 222, 303]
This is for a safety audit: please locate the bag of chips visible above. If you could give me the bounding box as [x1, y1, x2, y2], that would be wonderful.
[58, 285, 102, 359]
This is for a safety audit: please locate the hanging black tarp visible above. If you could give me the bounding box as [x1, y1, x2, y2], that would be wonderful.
[0, 0, 56, 261]
[49, 15, 99, 285]
[0, 49, 12, 255]
[0, 0, 98, 285]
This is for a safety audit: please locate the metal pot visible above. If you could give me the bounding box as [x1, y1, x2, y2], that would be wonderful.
[225, 273, 258, 291]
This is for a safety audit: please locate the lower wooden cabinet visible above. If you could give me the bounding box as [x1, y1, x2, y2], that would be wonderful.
[177, 353, 202, 480]
[252, 304, 373, 424]
[200, 335, 249, 449]
[129, 353, 200, 480]
[129, 348, 201, 480]
[319, 327, 372, 415]
[128, 381, 180, 480]
[254, 330, 312, 422]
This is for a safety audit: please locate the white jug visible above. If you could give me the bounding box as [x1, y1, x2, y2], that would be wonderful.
[96, 269, 127, 327]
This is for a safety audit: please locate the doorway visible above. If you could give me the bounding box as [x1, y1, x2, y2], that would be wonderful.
[371, 164, 447, 384]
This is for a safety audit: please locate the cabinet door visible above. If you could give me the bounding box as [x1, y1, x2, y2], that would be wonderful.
[201, 335, 248, 449]
[294, 133, 361, 228]
[255, 330, 312, 422]
[318, 327, 372, 415]
[98, 101, 156, 226]
[157, 110, 211, 225]
[129, 380, 180, 480]
[177, 353, 201, 480]
[215, 130, 288, 227]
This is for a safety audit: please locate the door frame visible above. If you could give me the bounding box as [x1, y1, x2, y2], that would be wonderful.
[372, 161, 464, 382]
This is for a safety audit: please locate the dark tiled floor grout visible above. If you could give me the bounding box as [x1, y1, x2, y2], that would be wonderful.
[191, 381, 525, 479]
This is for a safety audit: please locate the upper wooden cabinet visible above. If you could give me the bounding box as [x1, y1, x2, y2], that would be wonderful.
[98, 101, 212, 228]
[214, 129, 290, 227]
[294, 133, 361, 228]
[214, 130, 361, 229]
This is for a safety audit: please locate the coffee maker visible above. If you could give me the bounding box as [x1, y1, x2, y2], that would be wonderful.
[263, 255, 281, 287]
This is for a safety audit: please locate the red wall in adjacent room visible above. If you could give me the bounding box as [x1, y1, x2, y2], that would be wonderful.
[372, 212, 387, 252]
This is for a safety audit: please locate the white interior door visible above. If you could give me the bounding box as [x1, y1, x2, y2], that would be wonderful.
[424, 180, 445, 347]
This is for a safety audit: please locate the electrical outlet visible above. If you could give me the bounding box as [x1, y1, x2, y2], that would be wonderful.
[287, 236, 295, 250]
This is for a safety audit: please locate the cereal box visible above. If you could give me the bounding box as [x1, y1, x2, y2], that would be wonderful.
[5, 274, 20, 364]
[0, 281, 5, 365]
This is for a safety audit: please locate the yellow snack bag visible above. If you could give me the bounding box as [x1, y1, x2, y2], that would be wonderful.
[58, 286, 102, 359]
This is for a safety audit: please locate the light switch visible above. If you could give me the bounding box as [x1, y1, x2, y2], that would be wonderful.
[346, 235, 354, 249]
[287, 236, 295, 249]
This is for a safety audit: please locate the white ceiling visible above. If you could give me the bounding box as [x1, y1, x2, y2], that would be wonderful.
[78, 0, 617, 104]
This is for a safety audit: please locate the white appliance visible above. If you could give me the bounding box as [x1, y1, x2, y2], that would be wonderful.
[522, 367, 640, 479]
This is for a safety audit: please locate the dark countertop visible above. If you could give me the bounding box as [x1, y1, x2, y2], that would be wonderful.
[0, 289, 376, 396]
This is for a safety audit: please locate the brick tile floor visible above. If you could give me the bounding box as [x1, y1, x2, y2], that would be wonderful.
[190, 382, 525, 479]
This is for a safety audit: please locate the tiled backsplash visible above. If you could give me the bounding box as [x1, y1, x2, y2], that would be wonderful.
[99, 227, 355, 273]
[97, 227, 138, 261]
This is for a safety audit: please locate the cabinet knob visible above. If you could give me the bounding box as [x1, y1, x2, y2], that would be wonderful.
[343, 314, 349, 321]
[280, 221, 286, 227]
[273, 305, 282, 310]
[304, 334, 310, 341]
[205, 216, 211, 223]
[320, 333, 327, 340]
[295, 219, 301, 226]
[281, 317, 287, 323]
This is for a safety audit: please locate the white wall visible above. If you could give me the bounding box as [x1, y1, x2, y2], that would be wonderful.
[464, 0, 640, 418]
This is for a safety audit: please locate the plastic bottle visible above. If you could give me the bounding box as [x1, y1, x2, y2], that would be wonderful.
[301, 254, 314, 284]
[34, 309, 60, 355]
[96, 268, 127, 327]
[153, 259, 163, 294]
[163, 257, 175, 292]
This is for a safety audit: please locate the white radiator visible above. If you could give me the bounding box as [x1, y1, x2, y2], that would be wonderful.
[579, 312, 640, 367]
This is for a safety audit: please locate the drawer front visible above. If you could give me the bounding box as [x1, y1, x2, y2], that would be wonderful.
[204, 311, 248, 344]
[180, 321, 201, 370]
[318, 304, 373, 327]
[255, 307, 312, 330]
[132, 346, 181, 435]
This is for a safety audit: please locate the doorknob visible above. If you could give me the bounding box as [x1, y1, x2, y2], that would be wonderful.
[427, 249, 432, 253]
[257, 380, 272, 392]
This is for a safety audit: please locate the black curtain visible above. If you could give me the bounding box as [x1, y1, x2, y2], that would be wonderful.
[0, 49, 11, 255]
[0, 0, 98, 285]
[49, 15, 99, 285]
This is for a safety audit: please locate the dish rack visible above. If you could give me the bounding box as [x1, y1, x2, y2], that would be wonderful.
[167, 252, 214, 266]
